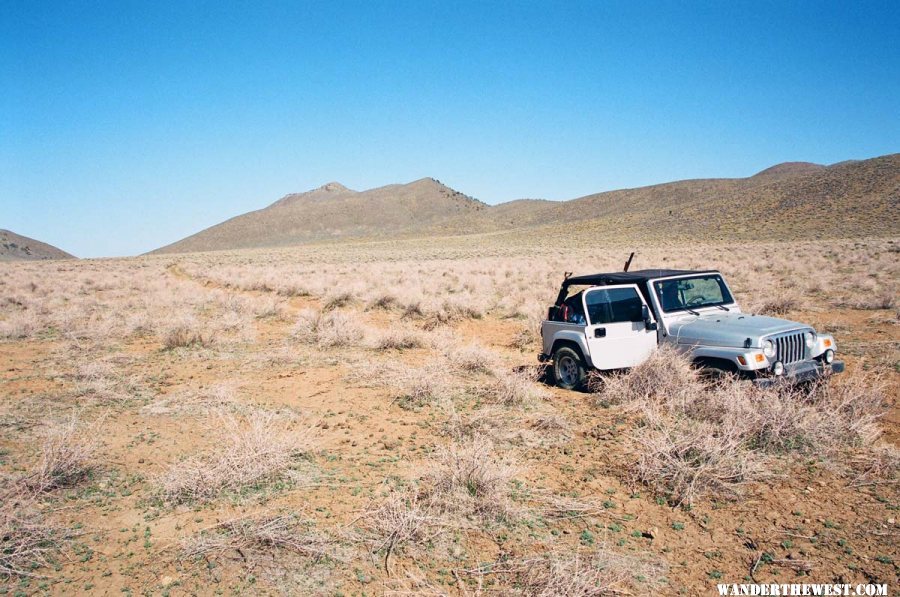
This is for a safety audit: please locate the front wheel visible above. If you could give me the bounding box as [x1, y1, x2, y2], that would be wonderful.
[553, 346, 587, 390]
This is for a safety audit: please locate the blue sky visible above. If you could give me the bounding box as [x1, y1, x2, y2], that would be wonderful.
[2, 1, 898, 257]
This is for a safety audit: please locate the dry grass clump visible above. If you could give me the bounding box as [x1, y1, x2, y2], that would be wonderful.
[473, 550, 664, 596]
[293, 308, 362, 348]
[531, 413, 573, 442]
[595, 349, 888, 504]
[373, 327, 425, 350]
[161, 317, 217, 350]
[438, 338, 496, 374]
[485, 366, 549, 406]
[73, 360, 143, 403]
[510, 322, 540, 351]
[749, 293, 800, 316]
[366, 293, 400, 311]
[421, 299, 483, 330]
[363, 437, 520, 573]
[0, 416, 96, 578]
[425, 436, 518, 519]
[366, 490, 443, 571]
[848, 443, 900, 486]
[0, 311, 39, 340]
[592, 346, 697, 407]
[358, 360, 460, 407]
[850, 290, 895, 310]
[179, 513, 332, 563]
[635, 411, 764, 506]
[0, 502, 61, 578]
[322, 290, 356, 311]
[140, 384, 239, 417]
[25, 415, 98, 494]
[803, 371, 887, 449]
[442, 404, 511, 441]
[158, 411, 314, 505]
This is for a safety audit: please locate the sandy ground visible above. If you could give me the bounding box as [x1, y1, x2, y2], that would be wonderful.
[1, 244, 898, 596]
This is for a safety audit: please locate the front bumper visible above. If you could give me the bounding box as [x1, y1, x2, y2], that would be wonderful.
[752, 359, 844, 388]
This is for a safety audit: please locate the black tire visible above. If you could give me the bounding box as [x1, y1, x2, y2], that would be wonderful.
[553, 346, 587, 390]
[693, 357, 741, 384]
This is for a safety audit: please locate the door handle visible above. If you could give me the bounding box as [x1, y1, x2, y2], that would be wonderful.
[594, 328, 606, 338]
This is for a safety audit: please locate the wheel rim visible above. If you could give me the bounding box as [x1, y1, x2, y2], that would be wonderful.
[558, 355, 578, 385]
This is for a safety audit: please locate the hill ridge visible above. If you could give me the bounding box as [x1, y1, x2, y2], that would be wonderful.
[150, 153, 900, 255]
[1, 229, 76, 261]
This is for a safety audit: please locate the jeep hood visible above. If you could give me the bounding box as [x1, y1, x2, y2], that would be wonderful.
[669, 312, 811, 348]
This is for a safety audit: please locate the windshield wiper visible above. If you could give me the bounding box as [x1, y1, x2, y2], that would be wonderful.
[684, 307, 700, 316]
[715, 305, 730, 312]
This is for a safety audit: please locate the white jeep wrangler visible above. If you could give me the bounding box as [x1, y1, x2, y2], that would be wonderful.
[540, 268, 843, 390]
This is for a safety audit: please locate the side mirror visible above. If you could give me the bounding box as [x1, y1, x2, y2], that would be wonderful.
[642, 305, 658, 331]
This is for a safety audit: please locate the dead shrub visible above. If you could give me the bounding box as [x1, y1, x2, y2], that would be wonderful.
[510, 323, 539, 351]
[604, 347, 889, 504]
[634, 410, 764, 506]
[485, 550, 665, 596]
[140, 384, 239, 417]
[593, 346, 699, 407]
[322, 291, 355, 311]
[158, 411, 314, 505]
[161, 318, 216, 350]
[531, 413, 573, 442]
[366, 293, 399, 311]
[425, 436, 518, 519]
[362, 361, 459, 407]
[180, 513, 331, 563]
[400, 301, 425, 319]
[293, 308, 362, 348]
[0, 311, 39, 340]
[485, 367, 549, 406]
[438, 339, 496, 374]
[374, 327, 425, 350]
[0, 501, 61, 578]
[422, 299, 483, 330]
[365, 490, 441, 567]
[751, 294, 800, 316]
[848, 290, 895, 310]
[24, 414, 98, 494]
[805, 371, 887, 448]
[848, 443, 900, 486]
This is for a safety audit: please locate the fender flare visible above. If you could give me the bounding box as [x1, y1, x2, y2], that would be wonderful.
[549, 333, 593, 368]
[683, 345, 751, 371]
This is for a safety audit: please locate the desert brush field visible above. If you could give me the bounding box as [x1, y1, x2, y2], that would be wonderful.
[1, 235, 898, 595]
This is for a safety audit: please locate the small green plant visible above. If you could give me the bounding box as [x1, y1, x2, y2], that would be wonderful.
[672, 522, 685, 531]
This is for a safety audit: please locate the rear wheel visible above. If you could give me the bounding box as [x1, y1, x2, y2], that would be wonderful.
[553, 346, 587, 390]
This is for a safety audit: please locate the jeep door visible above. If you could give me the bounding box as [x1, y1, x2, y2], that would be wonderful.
[583, 285, 657, 370]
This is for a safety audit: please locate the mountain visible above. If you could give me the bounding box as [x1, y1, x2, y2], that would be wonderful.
[152, 178, 486, 254]
[152, 153, 900, 254]
[0, 229, 76, 261]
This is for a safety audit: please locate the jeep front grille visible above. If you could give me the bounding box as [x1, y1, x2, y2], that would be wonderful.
[773, 331, 807, 365]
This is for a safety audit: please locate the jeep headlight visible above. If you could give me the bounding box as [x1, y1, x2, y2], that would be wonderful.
[804, 331, 816, 348]
[762, 340, 776, 358]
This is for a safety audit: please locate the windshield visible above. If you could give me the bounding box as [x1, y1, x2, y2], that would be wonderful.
[653, 274, 734, 313]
